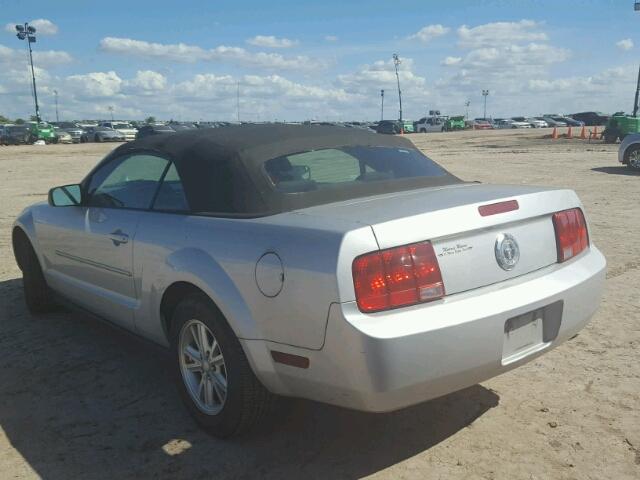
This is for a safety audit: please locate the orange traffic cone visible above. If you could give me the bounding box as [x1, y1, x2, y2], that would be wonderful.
[580, 126, 587, 139]
[551, 127, 558, 139]
[566, 126, 573, 139]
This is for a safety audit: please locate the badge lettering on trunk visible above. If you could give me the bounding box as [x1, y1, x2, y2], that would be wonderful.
[495, 233, 520, 271]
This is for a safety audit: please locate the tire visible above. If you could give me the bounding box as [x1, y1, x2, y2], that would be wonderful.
[95, 135, 102, 143]
[17, 236, 57, 314]
[604, 133, 617, 144]
[170, 293, 274, 437]
[624, 144, 640, 171]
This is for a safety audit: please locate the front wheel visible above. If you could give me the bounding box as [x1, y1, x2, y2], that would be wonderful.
[624, 144, 640, 171]
[170, 294, 274, 437]
[16, 236, 57, 314]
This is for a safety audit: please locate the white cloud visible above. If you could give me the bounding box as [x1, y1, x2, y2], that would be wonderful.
[616, 38, 634, 51]
[441, 56, 462, 66]
[99, 37, 323, 71]
[324, 35, 338, 42]
[66, 71, 123, 98]
[457, 20, 547, 48]
[336, 58, 428, 105]
[246, 35, 298, 48]
[0, 43, 72, 67]
[124, 70, 167, 92]
[4, 19, 58, 35]
[408, 24, 450, 43]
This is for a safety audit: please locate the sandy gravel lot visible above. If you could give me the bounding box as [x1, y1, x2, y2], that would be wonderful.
[0, 129, 638, 479]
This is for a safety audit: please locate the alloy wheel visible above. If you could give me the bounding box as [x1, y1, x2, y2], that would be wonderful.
[178, 319, 228, 415]
[629, 149, 640, 169]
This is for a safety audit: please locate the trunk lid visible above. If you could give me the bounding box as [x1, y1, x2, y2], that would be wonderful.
[301, 183, 582, 296]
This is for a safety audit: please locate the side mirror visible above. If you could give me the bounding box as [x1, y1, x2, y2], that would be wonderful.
[48, 184, 82, 207]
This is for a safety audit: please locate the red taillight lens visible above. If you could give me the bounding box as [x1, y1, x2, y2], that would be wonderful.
[552, 208, 589, 263]
[352, 241, 444, 313]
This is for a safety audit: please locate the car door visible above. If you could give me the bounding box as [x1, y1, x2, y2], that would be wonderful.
[38, 152, 170, 329]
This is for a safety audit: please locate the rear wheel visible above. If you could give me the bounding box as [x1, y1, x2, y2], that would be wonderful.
[16, 235, 57, 314]
[624, 144, 640, 171]
[170, 293, 273, 437]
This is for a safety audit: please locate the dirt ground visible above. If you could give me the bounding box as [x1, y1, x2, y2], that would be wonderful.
[0, 129, 638, 480]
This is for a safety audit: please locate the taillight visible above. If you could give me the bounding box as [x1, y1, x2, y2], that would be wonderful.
[352, 241, 444, 313]
[552, 208, 589, 263]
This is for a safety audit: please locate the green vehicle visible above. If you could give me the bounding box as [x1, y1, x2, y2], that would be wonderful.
[401, 120, 415, 133]
[603, 66, 640, 143]
[444, 115, 466, 131]
[603, 112, 640, 143]
[28, 122, 57, 143]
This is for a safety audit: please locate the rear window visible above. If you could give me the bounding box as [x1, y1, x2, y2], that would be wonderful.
[264, 146, 447, 193]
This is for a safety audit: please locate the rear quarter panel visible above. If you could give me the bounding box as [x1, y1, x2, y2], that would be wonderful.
[133, 211, 377, 350]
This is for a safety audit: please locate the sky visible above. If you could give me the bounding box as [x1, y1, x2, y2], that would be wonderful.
[1, 0, 639, 122]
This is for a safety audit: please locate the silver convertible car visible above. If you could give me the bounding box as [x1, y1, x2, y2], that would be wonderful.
[12, 125, 606, 437]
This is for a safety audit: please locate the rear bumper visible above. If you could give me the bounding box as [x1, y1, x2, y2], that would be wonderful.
[245, 246, 606, 412]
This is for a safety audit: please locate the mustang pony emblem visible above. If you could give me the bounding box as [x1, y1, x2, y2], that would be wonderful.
[495, 233, 520, 271]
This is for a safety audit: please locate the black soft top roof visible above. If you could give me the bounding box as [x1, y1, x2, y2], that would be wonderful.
[102, 124, 461, 217]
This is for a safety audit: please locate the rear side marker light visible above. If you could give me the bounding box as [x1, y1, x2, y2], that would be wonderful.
[478, 199, 519, 216]
[552, 208, 589, 262]
[352, 241, 444, 313]
[271, 351, 310, 369]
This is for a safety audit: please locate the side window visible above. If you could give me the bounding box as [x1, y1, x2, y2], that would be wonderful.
[153, 163, 189, 212]
[87, 154, 169, 209]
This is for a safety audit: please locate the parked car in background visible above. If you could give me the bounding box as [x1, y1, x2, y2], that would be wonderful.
[100, 122, 138, 141]
[494, 119, 512, 129]
[509, 119, 532, 128]
[548, 116, 583, 127]
[54, 122, 84, 143]
[12, 124, 605, 437]
[472, 119, 494, 130]
[2, 125, 31, 145]
[136, 124, 177, 140]
[375, 120, 401, 134]
[570, 112, 610, 126]
[53, 128, 73, 144]
[80, 126, 126, 143]
[512, 117, 543, 128]
[542, 116, 567, 127]
[415, 116, 445, 133]
[618, 133, 640, 171]
[169, 123, 198, 132]
[526, 118, 548, 128]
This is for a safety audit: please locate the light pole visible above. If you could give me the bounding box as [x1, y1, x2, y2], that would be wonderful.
[482, 90, 489, 120]
[392, 54, 403, 122]
[108, 106, 114, 122]
[633, 3, 640, 116]
[15, 23, 40, 123]
[53, 90, 59, 122]
[380, 89, 385, 120]
[465, 100, 470, 120]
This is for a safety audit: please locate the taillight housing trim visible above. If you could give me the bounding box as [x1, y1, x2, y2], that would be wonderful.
[552, 207, 590, 263]
[352, 240, 445, 313]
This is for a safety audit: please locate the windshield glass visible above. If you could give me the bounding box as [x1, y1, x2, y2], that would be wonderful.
[264, 146, 447, 194]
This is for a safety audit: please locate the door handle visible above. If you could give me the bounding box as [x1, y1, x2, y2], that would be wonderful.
[109, 229, 129, 246]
